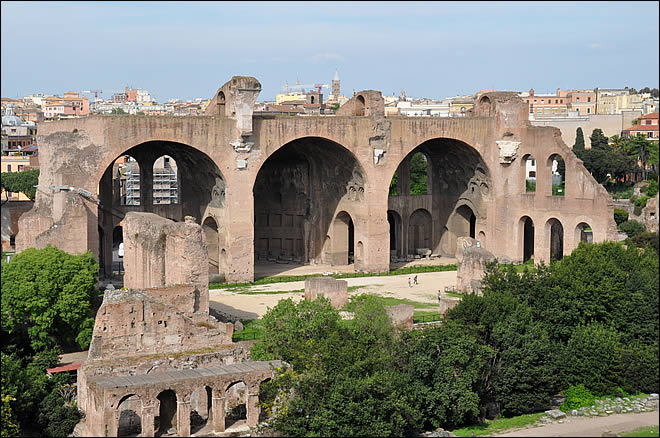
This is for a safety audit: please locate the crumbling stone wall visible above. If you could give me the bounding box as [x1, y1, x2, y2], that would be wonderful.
[456, 236, 496, 294]
[335, 90, 385, 118]
[304, 277, 348, 309]
[122, 212, 209, 314]
[87, 287, 233, 361]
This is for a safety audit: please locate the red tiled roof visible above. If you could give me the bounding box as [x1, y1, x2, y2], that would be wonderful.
[46, 362, 82, 374]
[622, 125, 659, 132]
[639, 113, 659, 120]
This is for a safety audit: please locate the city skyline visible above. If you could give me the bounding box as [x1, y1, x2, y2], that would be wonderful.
[1, 1, 659, 102]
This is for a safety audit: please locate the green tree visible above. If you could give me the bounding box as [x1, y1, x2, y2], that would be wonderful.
[110, 108, 126, 115]
[573, 127, 586, 158]
[590, 128, 609, 150]
[1, 169, 39, 201]
[619, 220, 646, 238]
[409, 152, 428, 194]
[254, 296, 422, 437]
[1, 392, 20, 437]
[1, 246, 98, 352]
[562, 322, 623, 395]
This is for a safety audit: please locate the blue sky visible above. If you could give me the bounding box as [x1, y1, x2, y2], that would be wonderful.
[1, 1, 658, 102]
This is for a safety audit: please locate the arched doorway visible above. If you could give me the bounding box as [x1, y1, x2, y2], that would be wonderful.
[575, 222, 593, 244]
[117, 394, 141, 437]
[522, 154, 536, 193]
[225, 381, 247, 430]
[253, 137, 366, 267]
[156, 389, 177, 436]
[408, 209, 432, 255]
[455, 204, 476, 239]
[190, 386, 213, 434]
[152, 155, 178, 205]
[387, 210, 402, 258]
[546, 218, 564, 261]
[520, 216, 534, 262]
[98, 141, 226, 280]
[203, 217, 219, 276]
[388, 137, 490, 258]
[333, 211, 354, 265]
[355, 95, 366, 116]
[548, 154, 565, 197]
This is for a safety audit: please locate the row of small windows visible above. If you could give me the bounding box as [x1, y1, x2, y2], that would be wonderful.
[523, 153, 565, 196]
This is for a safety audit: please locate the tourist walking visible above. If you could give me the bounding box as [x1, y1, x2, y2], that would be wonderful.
[408, 277, 412, 288]
[413, 275, 418, 285]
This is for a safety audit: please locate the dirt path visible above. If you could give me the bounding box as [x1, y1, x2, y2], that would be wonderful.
[491, 411, 659, 437]
[209, 262, 458, 320]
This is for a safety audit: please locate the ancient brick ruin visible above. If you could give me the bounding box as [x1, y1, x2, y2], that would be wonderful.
[17, 76, 618, 284]
[77, 212, 283, 437]
[303, 277, 348, 309]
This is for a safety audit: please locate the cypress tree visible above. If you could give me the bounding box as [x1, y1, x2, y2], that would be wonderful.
[573, 127, 586, 159]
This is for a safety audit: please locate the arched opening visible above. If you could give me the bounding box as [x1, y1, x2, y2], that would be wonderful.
[332, 211, 354, 265]
[356, 241, 364, 267]
[225, 381, 247, 430]
[479, 96, 492, 117]
[454, 204, 476, 239]
[548, 154, 565, 196]
[478, 230, 486, 247]
[388, 137, 490, 258]
[112, 225, 123, 275]
[98, 141, 226, 280]
[310, 95, 315, 104]
[521, 216, 534, 262]
[522, 154, 536, 192]
[253, 137, 365, 268]
[152, 155, 178, 205]
[408, 209, 432, 255]
[546, 218, 564, 261]
[575, 222, 593, 245]
[155, 389, 177, 436]
[387, 210, 402, 258]
[113, 155, 140, 206]
[203, 216, 219, 276]
[217, 91, 226, 114]
[409, 152, 429, 195]
[190, 386, 213, 434]
[117, 394, 141, 437]
[355, 95, 366, 116]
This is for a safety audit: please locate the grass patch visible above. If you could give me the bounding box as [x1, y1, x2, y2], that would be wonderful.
[342, 294, 436, 312]
[232, 319, 264, 342]
[444, 290, 464, 298]
[238, 288, 304, 295]
[452, 413, 543, 437]
[413, 311, 444, 323]
[348, 285, 369, 292]
[621, 426, 659, 437]
[210, 264, 457, 289]
[498, 259, 537, 274]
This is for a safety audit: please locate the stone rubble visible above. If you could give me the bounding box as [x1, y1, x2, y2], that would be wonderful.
[538, 393, 659, 424]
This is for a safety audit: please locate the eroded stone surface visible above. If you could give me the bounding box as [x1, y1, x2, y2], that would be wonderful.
[304, 277, 348, 309]
[456, 237, 496, 294]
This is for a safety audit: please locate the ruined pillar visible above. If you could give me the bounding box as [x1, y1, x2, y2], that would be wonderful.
[535, 220, 549, 265]
[225, 182, 254, 283]
[176, 401, 191, 437]
[246, 393, 260, 427]
[212, 396, 225, 433]
[141, 404, 155, 437]
[99, 166, 114, 277]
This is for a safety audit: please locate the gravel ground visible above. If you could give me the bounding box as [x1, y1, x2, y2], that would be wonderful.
[491, 410, 659, 437]
[209, 262, 459, 320]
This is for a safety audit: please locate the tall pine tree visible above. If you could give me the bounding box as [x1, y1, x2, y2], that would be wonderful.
[573, 127, 586, 159]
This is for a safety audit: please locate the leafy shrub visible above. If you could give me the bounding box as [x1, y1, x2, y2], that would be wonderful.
[634, 195, 650, 208]
[630, 232, 660, 255]
[563, 323, 623, 395]
[647, 179, 658, 197]
[619, 220, 646, 238]
[618, 341, 659, 394]
[525, 180, 536, 192]
[560, 384, 596, 411]
[614, 208, 629, 225]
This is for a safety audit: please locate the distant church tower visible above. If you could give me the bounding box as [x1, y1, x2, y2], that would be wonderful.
[332, 70, 340, 99]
